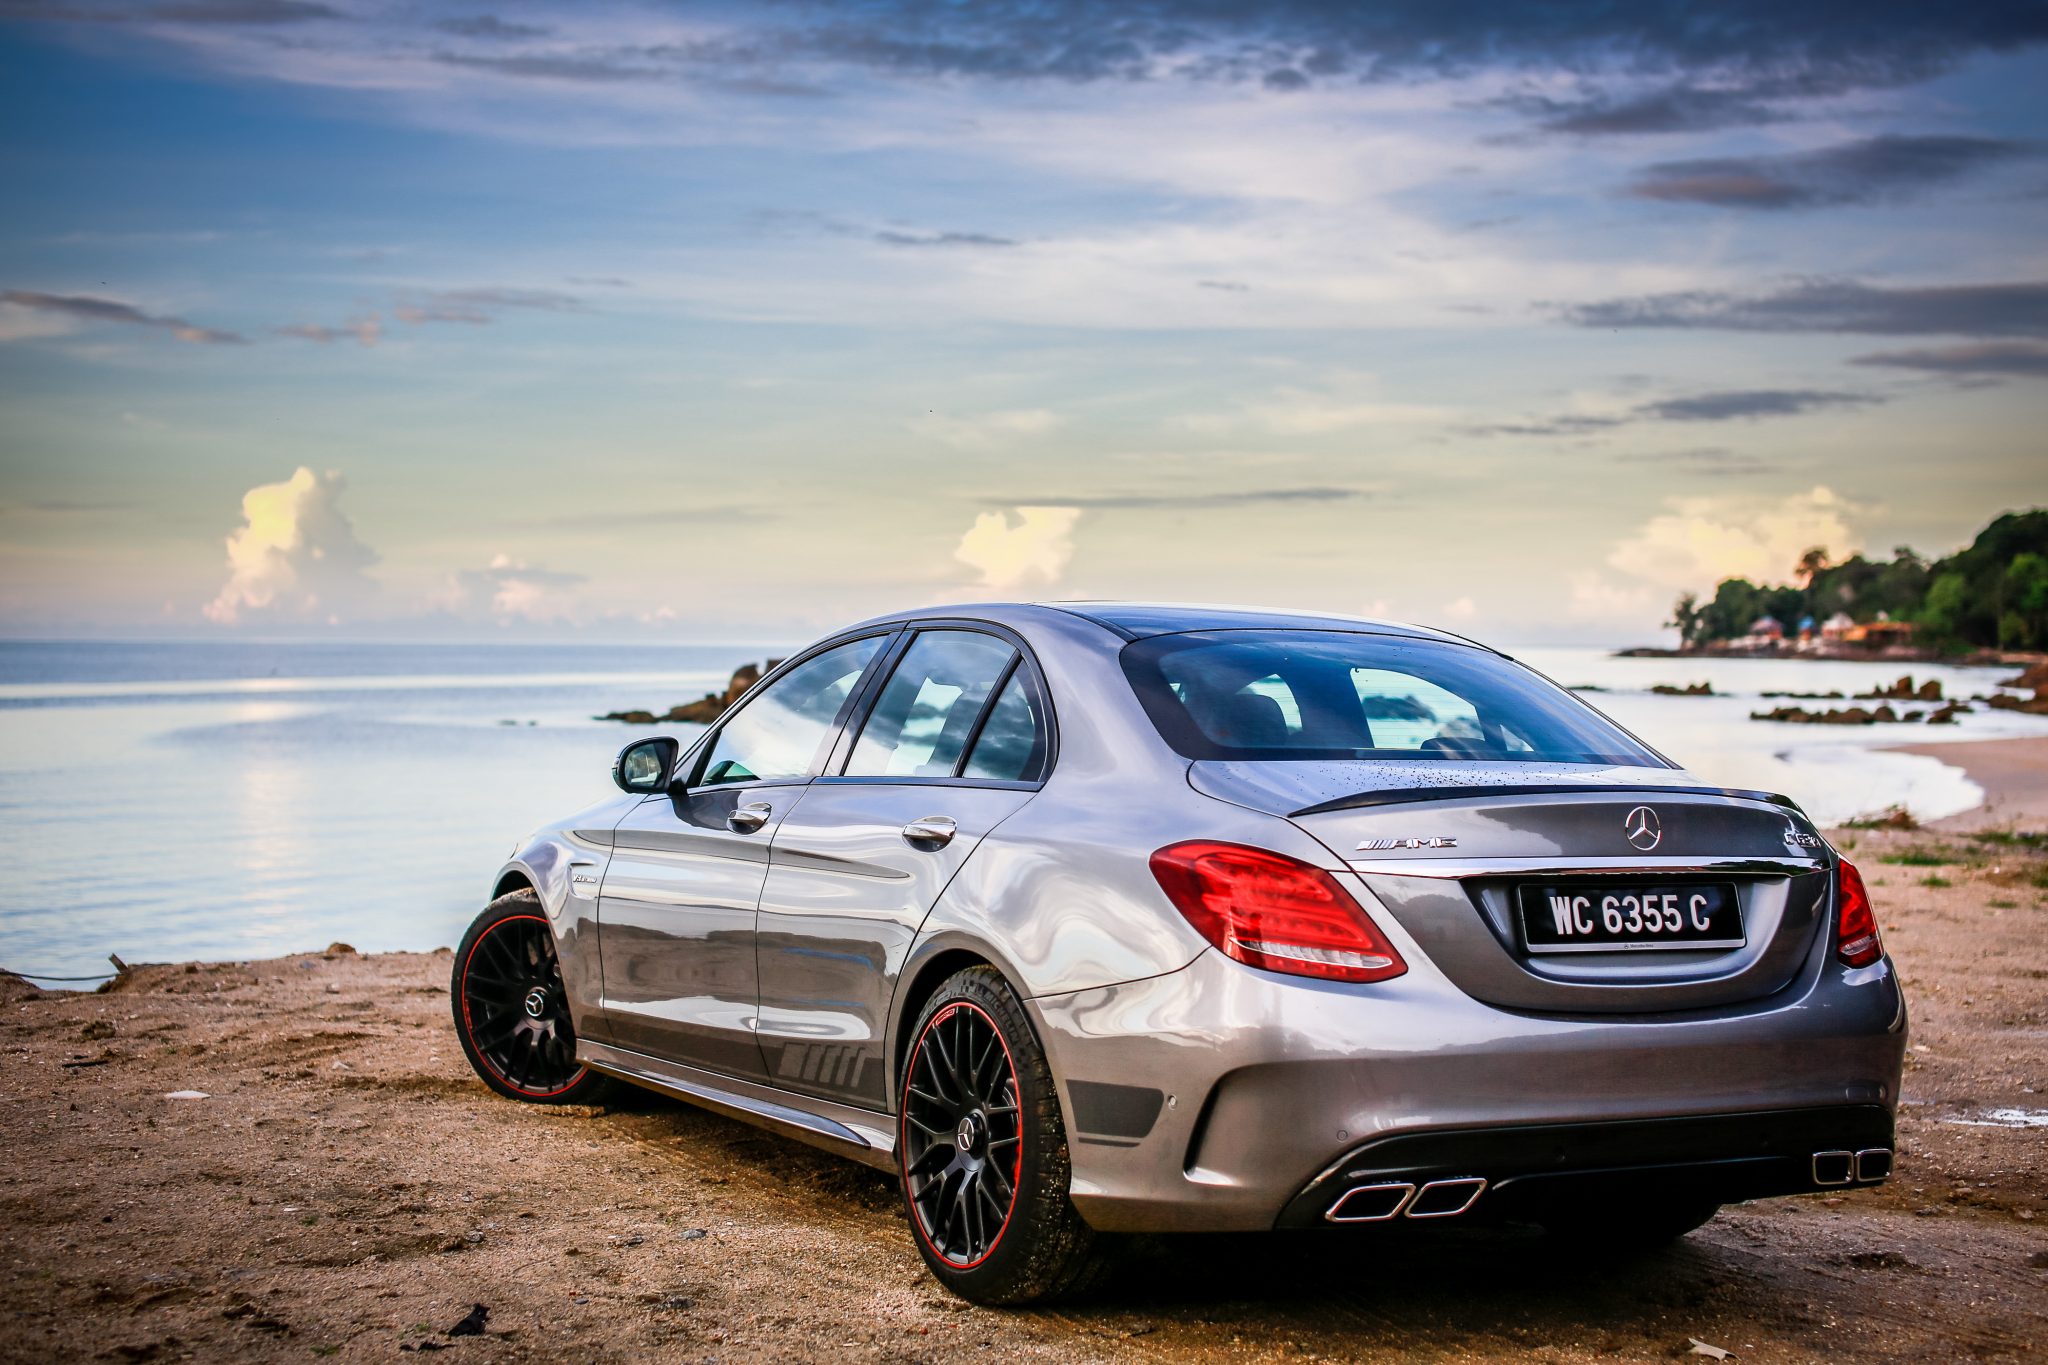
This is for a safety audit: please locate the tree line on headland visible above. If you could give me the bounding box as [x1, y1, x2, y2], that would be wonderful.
[1668, 509, 2048, 654]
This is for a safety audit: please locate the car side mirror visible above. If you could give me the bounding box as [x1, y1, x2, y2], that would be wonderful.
[612, 737, 680, 794]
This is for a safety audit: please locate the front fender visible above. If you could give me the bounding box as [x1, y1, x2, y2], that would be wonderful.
[484, 807, 629, 1044]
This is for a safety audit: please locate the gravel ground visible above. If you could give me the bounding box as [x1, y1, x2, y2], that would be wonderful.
[4, 822, 2045, 1364]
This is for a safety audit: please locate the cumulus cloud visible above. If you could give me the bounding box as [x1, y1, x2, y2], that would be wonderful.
[203, 467, 378, 624]
[445, 554, 586, 623]
[1604, 485, 1860, 594]
[955, 506, 1081, 591]
[1567, 571, 1655, 621]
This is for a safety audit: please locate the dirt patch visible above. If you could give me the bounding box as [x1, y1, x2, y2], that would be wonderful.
[4, 828, 2046, 1363]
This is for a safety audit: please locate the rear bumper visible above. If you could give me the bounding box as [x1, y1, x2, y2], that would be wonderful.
[1028, 947, 1907, 1233]
[1274, 1105, 1894, 1228]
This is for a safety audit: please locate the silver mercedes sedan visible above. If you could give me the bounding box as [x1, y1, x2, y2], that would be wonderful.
[451, 602, 1906, 1303]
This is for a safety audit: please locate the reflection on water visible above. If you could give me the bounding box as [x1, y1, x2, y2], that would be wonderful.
[0, 641, 758, 984]
[1, 640, 2044, 985]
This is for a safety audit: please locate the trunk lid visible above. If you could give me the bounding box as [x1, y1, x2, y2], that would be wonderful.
[1191, 760, 1834, 1014]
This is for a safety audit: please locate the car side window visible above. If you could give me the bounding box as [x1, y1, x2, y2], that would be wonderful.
[961, 666, 1049, 783]
[845, 631, 1017, 778]
[698, 636, 885, 787]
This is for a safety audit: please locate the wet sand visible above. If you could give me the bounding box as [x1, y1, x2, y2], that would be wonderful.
[1892, 736, 2048, 830]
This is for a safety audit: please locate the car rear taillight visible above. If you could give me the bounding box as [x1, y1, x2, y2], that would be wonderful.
[1149, 841, 1407, 984]
[1835, 858, 1883, 967]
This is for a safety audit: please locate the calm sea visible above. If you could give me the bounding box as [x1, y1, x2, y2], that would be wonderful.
[2, 638, 2043, 986]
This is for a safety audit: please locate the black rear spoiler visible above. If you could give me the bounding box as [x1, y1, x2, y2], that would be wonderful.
[1289, 783, 1806, 819]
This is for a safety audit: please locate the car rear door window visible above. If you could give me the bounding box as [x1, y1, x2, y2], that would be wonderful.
[961, 666, 1049, 783]
[846, 631, 1018, 778]
[698, 636, 885, 787]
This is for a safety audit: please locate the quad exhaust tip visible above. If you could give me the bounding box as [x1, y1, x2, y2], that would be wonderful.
[1325, 1178, 1487, 1224]
[1813, 1148, 1892, 1186]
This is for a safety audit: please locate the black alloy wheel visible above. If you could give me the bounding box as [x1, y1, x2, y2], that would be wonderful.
[902, 999, 1024, 1268]
[897, 965, 1110, 1304]
[452, 891, 609, 1104]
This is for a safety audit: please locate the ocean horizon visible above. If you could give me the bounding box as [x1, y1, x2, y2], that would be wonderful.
[4, 637, 2044, 987]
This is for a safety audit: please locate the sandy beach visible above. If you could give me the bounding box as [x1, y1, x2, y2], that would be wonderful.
[1895, 736, 2048, 831]
[6, 758, 2046, 1363]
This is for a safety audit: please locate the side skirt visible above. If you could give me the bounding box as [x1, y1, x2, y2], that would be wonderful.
[577, 1039, 898, 1172]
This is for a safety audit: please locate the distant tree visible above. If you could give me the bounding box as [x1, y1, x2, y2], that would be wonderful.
[1673, 508, 2045, 651]
[1667, 592, 1704, 647]
[2002, 552, 2048, 649]
[1795, 546, 1831, 585]
[1918, 571, 1972, 638]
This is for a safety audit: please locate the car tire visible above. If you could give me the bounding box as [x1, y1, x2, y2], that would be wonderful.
[897, 965, 1110, 1305]
[1540, 1197, 1721, 1250]
[451, 890, 611, 1106]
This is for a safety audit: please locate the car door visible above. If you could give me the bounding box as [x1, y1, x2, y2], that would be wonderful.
[755, 627, 1053, 1108]
[597, 633, 892, 1079]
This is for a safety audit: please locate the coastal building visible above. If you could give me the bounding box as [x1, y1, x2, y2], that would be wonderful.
[1735, 615, 1785, 652]
[1842, 619, 1918, 652]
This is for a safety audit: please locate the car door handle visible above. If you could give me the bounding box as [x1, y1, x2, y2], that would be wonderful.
[901, 816, 956, 848]
[727, 801, 773, 834]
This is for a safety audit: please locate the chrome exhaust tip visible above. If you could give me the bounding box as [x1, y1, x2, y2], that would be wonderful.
[1855, 1147, 1893, 1182]
[1812, 1150, 1855, 1186]
[1404, 1177, 1487, 1219]
[1325, 1182, 1415, 1223]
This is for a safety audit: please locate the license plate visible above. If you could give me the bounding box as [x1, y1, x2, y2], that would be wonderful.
[1518, 882, 1744, 954]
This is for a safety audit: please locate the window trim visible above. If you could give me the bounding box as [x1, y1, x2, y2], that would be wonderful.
[818, 620, 1059, 791]
[681, 627, 903, 793]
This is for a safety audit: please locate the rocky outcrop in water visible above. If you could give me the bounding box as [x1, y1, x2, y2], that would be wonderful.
[1855, 675, 1943, 702]
[598, 661, 784, 726]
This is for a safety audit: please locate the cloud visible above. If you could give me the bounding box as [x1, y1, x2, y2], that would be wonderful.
[955, 506, 1080, 591]
[0, 289, 245, 344]
[1626, 134, 2036, 209]
[392, 286, 581, 326]
[1568, 571, 1654, 621]
[278, 317, 381, 346]
[1471, 388, 1878, 436]
[445, 554, 585, 623]
[150, 0, 342, 23]
[912, 408, 1061, 449]
[203, 467, 378, 624]
[1197, 279, 1251, 292]
[1613, 447, 1775, 473]
[1851, 339, 2048, 379]
[1511, 85, 1783, 136]
[1605, 485, 1860, 593]
[1636, 389, 1879, 422]
[1560, 279, 2048, 337]
[982, 486, 1365, 510]
[434, 15, 548, 40]
[873, 229, 1018, 248]
[1175, 388, 1444, 435]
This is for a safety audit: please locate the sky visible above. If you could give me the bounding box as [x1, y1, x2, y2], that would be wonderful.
[1, 1, 2044, 645]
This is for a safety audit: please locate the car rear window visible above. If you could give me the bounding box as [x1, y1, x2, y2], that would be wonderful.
[1121, 630, 1666, 766]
